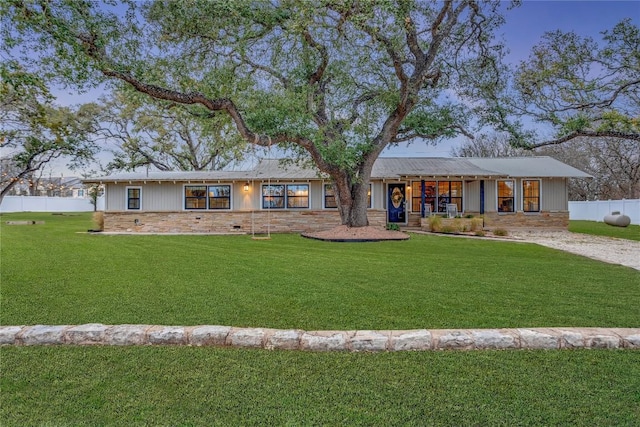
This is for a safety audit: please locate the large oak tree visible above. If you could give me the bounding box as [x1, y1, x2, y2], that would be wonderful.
[3, 0, 506, 227]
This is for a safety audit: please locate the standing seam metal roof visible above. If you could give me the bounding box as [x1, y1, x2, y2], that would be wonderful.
[83, 157, 591, 183]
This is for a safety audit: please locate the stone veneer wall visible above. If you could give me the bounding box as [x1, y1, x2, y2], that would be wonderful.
[482, 211, 569, 229]
[103, 210, 387, 233]
[419, 211, 569, 231]
[1, 324, 638, 351]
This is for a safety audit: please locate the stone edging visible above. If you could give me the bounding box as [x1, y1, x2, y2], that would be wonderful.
[1, 325, 639, 351]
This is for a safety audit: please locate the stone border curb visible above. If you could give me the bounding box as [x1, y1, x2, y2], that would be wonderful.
[1, 325, 638, 351]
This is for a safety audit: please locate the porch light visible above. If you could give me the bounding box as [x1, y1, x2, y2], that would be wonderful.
[243, 182, 250, 192]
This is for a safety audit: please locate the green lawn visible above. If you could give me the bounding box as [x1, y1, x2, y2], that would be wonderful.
[1, 212, 638, 329]
[1, 213, 639, 425]
[570, 219, 640, 241]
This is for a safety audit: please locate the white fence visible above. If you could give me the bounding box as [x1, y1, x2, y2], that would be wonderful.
[0, 196, 105, 213]
[568, 199, 640, 225]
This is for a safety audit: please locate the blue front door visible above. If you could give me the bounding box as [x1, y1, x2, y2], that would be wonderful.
[388, 183, 406, 223]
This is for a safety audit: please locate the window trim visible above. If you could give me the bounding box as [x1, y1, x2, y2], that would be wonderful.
[497, 179, 515, 214]
[126, 186, 142, 211]
[262, 183, 309, 210]
[522, 179, 541, 213]
[183, 184, 232, 211]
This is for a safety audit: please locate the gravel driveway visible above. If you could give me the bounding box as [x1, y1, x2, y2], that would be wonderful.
[511, 231, 640, 271]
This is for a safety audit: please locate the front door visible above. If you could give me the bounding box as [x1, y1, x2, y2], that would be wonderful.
[387, 183, 406, 223]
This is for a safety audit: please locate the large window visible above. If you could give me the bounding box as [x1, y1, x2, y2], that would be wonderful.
[497, 180, 515, 213]
[263, 184, 309, 209]
[411, 181, 462, 213]
[324, 184, 371, 209]
[185, 185, 230, 210]
[522, 180, 540, 212]
[126, 187, 141, 210]
[208, 185, 231, 209]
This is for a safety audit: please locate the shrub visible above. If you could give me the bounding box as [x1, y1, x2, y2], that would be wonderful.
[386, 223, 400, 231]
[493, 228, 509, 236]
[440, 225, 456, 234]
[93, 211, 104, 231]
[470, 217, 484, 232]
[428, 215, 442, 232]
[475, 230, 486, 237]
[453, 218, 468, 232]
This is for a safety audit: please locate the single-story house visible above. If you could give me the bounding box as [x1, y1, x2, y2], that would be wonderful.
[83, 156, 591, 233]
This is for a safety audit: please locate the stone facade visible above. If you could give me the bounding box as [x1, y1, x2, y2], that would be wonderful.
[103, 210, 387, 234]
[2, 324, 638, 351]
[420, 211, 570, 232]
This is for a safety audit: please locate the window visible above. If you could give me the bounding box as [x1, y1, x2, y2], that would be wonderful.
[287, 184, 309, 208]
[411, 181, 461, 213]
[323, 184, 372, 209]
[126, 187, 141, 210]
[185, 185, 231, 210]
[208, 185, 231, 209]
[522, 180, 540, 212]
[263, 184, 309, 209]
[497, 180, 515, 213]
[185, 185, 207, 209]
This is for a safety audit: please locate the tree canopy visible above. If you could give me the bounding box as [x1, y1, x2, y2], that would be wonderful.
[4, 1, 636, 226]
[2, 0, 507, 227]
[0, 60, 99, 202]
[99, 89, 247, 172]
[492, 18, 640, 148]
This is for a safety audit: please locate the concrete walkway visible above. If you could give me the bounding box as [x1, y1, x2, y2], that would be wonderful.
[1, 324, 638, 351]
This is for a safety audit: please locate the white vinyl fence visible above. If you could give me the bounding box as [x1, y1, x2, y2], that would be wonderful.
[568, 199, 640, 225]
[0, 196, 105, 213]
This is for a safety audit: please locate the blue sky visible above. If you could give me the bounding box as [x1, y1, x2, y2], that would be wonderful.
[45, 1, 640, 174]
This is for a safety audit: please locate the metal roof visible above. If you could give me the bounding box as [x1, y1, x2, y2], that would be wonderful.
[84, 156, 591, 183]
[466, 157, 592, 178]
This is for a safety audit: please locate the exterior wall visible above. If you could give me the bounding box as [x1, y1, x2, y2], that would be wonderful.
[101, 176, 571, 232]
[103, 210, 387, 233]
[465, 180, 481, 212]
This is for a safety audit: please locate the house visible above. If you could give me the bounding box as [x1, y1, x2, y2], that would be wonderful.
[83, 156, 591, 233]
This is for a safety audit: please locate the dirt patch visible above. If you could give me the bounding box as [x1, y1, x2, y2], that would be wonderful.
[302, 225, 410, 242]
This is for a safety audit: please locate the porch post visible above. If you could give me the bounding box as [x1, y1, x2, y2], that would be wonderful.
[480, 180, 485, 214]
[421, 180, 426, 218]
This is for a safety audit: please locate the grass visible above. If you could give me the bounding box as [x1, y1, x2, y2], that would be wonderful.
[570, 219, 640, 241]
[1, 212, 638, 330]
[1, 213, 639, 425]
[2, 347, 639, 426]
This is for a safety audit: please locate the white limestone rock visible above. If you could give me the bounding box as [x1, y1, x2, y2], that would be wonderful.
[390, 330, 432, 351]
[65, 324, 109, 345]
[350, 330, 389, 352]
[190, 325, 231, 346]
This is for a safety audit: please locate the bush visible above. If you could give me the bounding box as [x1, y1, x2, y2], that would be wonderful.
[493, 228, 509, 236]
[475, 230, 486, 237]
[428, 215, 442, 232]
[440, 225, 456, 234]
[470, 217, 484, 232]
[92, 211, 104, 231]
[386, 223, 400, 231]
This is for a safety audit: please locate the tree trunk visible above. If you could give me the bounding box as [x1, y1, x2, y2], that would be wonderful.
[331, 167, 373, 228]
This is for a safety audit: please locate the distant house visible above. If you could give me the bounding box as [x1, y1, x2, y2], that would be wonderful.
[83, 157, 591, 233]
